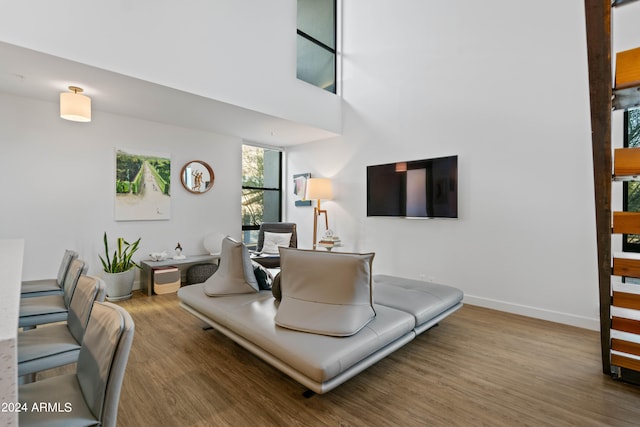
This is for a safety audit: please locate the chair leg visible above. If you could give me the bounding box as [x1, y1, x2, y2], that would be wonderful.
[19, 373, 36, 385]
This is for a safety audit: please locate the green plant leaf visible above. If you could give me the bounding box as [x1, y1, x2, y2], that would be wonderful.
[102, 232, 142, 273]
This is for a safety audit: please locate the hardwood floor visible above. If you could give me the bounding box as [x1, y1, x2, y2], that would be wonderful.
[40, 291, 640, 426]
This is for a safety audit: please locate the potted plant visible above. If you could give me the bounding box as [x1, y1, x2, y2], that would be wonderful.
[99, 232, 141, 301]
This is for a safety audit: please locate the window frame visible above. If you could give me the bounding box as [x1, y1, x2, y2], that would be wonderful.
[241, 145, 283, 244]
[296, 0, 337, 94]
[623, 109, 640, 252]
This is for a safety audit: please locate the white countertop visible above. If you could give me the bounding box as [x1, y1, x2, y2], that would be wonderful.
[0, 238, 24, 426]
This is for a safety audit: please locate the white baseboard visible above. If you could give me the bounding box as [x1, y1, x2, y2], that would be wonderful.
[129, 278, 601, 331]
[463, 294, 600, 331]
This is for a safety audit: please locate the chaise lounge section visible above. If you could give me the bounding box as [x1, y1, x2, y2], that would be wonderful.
[178, 238, 463, 394]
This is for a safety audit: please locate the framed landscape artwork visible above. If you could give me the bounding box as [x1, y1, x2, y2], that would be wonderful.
[293, 173, 312, 206]
[114, 148, 171, 221]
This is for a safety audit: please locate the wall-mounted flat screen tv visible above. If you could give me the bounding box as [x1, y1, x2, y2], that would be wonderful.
[367, 155, 458, 218]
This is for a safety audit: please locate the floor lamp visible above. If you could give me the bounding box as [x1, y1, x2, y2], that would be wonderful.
[305, 178, 333, 250]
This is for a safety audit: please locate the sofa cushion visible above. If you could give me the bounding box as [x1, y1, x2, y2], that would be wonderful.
[271, 272, 281, 301]
[373, 274, 464, 329]
[252, 261, 273, 290]
[203, 237, 259, 296]
[178, 284, 415, 383]
[262, 232, 292, 254]
[275, 248, 376, 337]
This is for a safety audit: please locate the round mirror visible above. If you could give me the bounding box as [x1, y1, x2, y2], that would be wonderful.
[181, 161, 215, 194]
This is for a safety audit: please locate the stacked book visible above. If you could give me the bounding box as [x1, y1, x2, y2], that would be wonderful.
[318, 236, 341, 250]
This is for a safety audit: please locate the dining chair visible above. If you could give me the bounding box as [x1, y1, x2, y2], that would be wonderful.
[20, 249, 77, 298]
[18, 275, 106, 379]
[19, 301, 135, 427]
[19, 258, 86, 329]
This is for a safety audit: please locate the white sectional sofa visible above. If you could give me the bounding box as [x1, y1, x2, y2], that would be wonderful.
[178, 238, 463, 395]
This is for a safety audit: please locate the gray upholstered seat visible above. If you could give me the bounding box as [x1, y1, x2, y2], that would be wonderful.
[18, 275, 106, 378]
[19, 301, 135, 427]
[19, 259, 85, 328]
[253, 222, 297, 268]
[178, 248, 464, 394]
[373, 274, 464, 334]
[20, 249, 77, 298]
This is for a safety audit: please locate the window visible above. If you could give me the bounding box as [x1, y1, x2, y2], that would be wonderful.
[242, 145, 282, 246]
[623, 108, 640, 252]
[297, 0, 337, 93]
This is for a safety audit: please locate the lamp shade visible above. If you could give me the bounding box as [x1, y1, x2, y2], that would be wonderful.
[305, 178, 333, 200]
[60, 86, 91, 122]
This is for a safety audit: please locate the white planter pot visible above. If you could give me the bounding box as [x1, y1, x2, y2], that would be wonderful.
[102, 268, 136, 302]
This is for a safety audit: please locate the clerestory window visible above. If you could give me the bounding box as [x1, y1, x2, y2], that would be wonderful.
[297, 0, 337, 93]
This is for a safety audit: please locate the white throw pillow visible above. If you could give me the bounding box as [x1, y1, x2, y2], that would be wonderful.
[262, 232, 292, 254]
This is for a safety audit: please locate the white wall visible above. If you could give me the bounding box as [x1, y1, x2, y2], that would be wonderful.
[0, 0, 341, 135]
[0, 92, 240, 286]
[4, 0, 635, 330]
[287, 0, 601, 329]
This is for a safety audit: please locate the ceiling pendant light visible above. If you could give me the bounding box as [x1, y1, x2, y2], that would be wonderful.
[60, 86, 91, 122]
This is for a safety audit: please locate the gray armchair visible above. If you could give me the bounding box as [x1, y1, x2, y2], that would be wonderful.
[254, 222, 297, 268]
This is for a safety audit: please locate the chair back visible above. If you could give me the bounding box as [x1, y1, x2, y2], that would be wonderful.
[56, 249, 78, 287]
[62, 259, 86, 308]
[67, 275, 106, 344]
[76, 302, 135, 427]
[257, 222, 297, 251]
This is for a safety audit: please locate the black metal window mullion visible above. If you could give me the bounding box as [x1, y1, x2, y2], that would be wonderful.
[623, 110, 639, 253]
[297, 29, 335, 54]
[242, 186, 280, 192]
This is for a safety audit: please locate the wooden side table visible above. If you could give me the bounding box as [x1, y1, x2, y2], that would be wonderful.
[140, 254, 219, 296]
